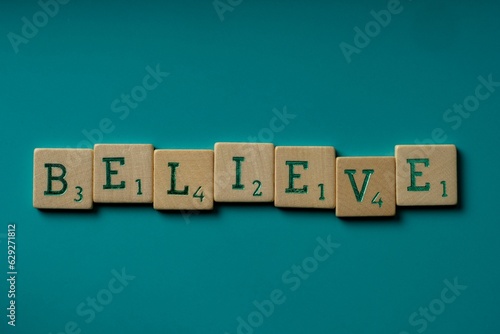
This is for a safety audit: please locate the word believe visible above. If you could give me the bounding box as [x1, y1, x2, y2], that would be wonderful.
[33, 143, 458, 217]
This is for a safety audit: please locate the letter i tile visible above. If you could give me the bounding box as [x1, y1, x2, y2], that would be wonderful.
[214, 143, 274, 202]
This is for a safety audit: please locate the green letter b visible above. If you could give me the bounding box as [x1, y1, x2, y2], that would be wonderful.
[44, 163, 68, 195]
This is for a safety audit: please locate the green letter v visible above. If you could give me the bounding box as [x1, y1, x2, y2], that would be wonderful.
[344, 169, 374, 202]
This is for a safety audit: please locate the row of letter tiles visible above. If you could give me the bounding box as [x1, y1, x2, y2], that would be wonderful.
[33, 144, 458, 215]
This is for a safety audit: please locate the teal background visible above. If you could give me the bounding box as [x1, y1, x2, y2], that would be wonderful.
[1, 0, 499, 333]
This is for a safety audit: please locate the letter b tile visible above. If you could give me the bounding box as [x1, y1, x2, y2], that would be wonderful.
[33, 148, 93, 209]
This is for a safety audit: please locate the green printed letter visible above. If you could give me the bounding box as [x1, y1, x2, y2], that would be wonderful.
[285, 161, 308, 193]
[167, 162, 189, 195]
[44, 163, 68, 195]
[407, 158, 430, 191]
[103, 157, 126, 189]
[344, 169, 374, 202]
[232, 157, 245, 190]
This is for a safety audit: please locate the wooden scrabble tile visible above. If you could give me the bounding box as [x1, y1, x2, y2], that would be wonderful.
[336, 157, 395, 217]
[154, 150, 214, 210]
[274, 146, 335, 209]
[396, 145, 457, 206]
[214, 143, 274, 202]
[93, 144, 153, 203]
[33, 148, 93, 209]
